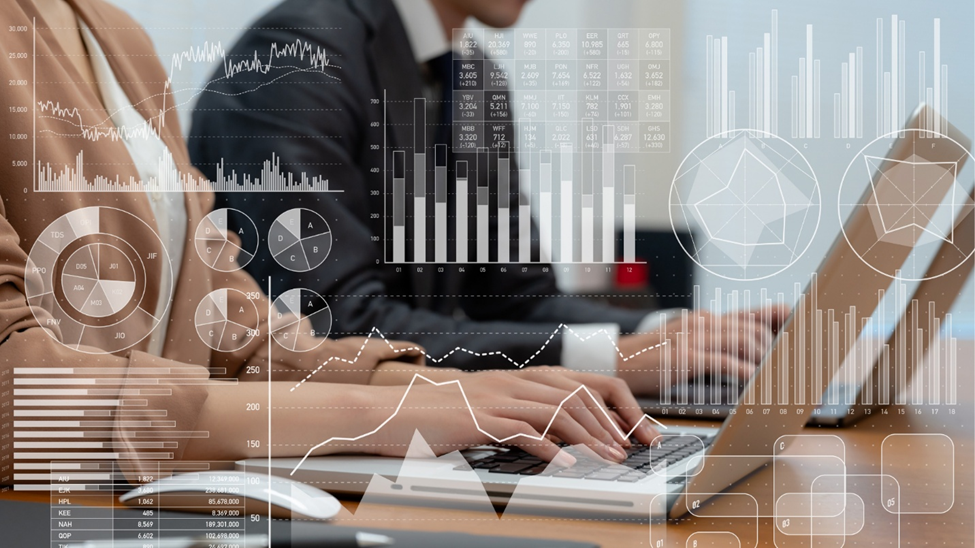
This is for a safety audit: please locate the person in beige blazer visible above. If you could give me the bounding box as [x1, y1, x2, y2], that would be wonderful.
[0, 0, 656, 484]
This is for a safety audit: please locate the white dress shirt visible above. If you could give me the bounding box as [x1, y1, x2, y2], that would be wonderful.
[80, 21, 187, 357]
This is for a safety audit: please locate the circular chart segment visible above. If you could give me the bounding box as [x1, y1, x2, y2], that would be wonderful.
[270, 288, 331, 353]
[24, 206, 172, 354]
[194, 208, 259, 272]
[195, 288, 261, 352]
[268, 208, 332, 272]
[670, 129, 821, 281]
[60, 243, 137, 318]
[838, 129, 975, 281]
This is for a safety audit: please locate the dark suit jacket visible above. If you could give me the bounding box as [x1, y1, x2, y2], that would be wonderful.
[189, 0, 649, 369]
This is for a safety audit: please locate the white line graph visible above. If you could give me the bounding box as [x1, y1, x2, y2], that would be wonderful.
[290, 373, 669, 475]
[33, 21, 343, 192]
[289, 324, 670, 391]
[37, 37, 339, 144]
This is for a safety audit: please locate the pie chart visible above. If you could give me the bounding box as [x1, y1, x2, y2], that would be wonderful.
[270, 288, 331, 352]
[195, 288, 261, 352]
[268, 208, 332, 272]
[60, 243, 137, 318]
[194, 208, 259, 272]
[24, 206, 172, 354]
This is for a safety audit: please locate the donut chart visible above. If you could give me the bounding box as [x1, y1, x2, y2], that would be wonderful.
[270, 288, 331, 352]
[24, 207, 172, 354]
[195, 288, 261, 352]
[268, 208, 332, 272]
[194, 208, 259, 272]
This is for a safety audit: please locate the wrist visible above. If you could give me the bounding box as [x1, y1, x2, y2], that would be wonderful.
[370, 362, 464, 385]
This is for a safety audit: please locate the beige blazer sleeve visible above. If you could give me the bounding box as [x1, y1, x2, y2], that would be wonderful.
[0, 0, 422, 484]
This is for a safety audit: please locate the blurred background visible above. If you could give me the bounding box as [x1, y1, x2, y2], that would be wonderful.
[108, 0, 974, 331]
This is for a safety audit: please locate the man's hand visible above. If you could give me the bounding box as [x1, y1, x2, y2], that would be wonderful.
[616, 305, 791, 396]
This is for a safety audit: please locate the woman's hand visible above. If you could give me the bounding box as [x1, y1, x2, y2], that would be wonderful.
[362, 368, 659, 466]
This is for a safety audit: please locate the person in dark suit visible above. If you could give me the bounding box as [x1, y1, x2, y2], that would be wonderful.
[190, 0, 784, 396]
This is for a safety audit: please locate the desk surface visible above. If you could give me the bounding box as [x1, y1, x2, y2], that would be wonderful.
[4, 341, 973, 547]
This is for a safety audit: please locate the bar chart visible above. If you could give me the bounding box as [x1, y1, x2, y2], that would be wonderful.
[386, 28, 671, 264]
[654, 277, 961, 408]
[702, 11, 952, 140]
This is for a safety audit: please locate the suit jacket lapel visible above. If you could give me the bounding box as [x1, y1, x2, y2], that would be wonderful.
[354, 0, 437, 306]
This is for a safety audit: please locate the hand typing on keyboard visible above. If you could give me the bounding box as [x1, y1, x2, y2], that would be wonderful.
[616, 304, 791, 397]
[461, 435, 716, 482]
[366, 368, 659, 467]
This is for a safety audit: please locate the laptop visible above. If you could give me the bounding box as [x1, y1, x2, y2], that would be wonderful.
[640, 228, 974, 428]
[641, 107, 975, 428]
[242, 105, 972, 520]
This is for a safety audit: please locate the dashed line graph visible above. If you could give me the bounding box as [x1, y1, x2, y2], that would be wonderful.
[289, 324, 670, 391]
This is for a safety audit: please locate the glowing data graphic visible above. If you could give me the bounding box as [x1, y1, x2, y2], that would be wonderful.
[194, 288, 260, 352]
[670, 129, 821, 280]
[30, 19, 342, 193]
[270, 289, 332, 352]
[386, 28, 672, 264]
[702, 11, 952, 140]
[60, 244, 137, 318]
[268, 208, 333, 272]
[24, 207, 172, 354]
[839, 129, 974, 280]
[194, 208, 259, 272]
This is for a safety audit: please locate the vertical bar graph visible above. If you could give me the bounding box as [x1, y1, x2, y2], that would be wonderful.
[539, 151, 553, 263]
[623, 165, 636, 263]
[641, 274, 968, 409]
[877, 15, 909, 135]
[455, 161, 469, 263]
[384, 28, 658, 264]
[497, 143, 510, 263]
[519, 162, 532, 263]
[918, 18, 949, 132]
[835, 48, 864, 139]
[790, 24, 820, 138]
[697, 12, 951, 143]
[477, 147, 489, 263]
[580, 123, 594, 264]
[413, 99, 426, 263]
[933, 18, 941, 131]
[559, 143, 573, 263]
[434, 144, 447, 263]
[392, 151, 406, 263]
[601, 126, 615, 263]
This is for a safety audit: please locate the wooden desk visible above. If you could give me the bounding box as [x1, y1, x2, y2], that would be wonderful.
[322, 339, 975, 547]
[4, 341, 972, 547]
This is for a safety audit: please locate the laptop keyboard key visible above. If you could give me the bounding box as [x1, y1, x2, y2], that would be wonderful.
[494, 463, 534, 474]
[553, 469, 587, 478]
[585, 470, 627, 481]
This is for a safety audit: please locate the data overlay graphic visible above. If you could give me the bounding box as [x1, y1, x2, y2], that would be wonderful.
[270, 288, 332, 352]
[194, 208, 260, 273]
[670, 129, 822, 280]
[268, 208, 334, 273]
[0, 2, 972, 548]
[23, 206, 173, 354]
[385, 27, 672, 264]
[194, 288, 260, 352]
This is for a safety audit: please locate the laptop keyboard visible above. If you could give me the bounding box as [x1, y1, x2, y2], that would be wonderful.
[458, 435, 715, 482]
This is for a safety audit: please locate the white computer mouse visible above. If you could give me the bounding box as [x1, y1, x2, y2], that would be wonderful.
[119, 470, 341, 520]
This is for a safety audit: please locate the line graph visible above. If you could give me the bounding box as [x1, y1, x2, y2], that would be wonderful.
[290, 373, 670, 475]
[288, 324, 670, 391]
[31, 19, 343, 192]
